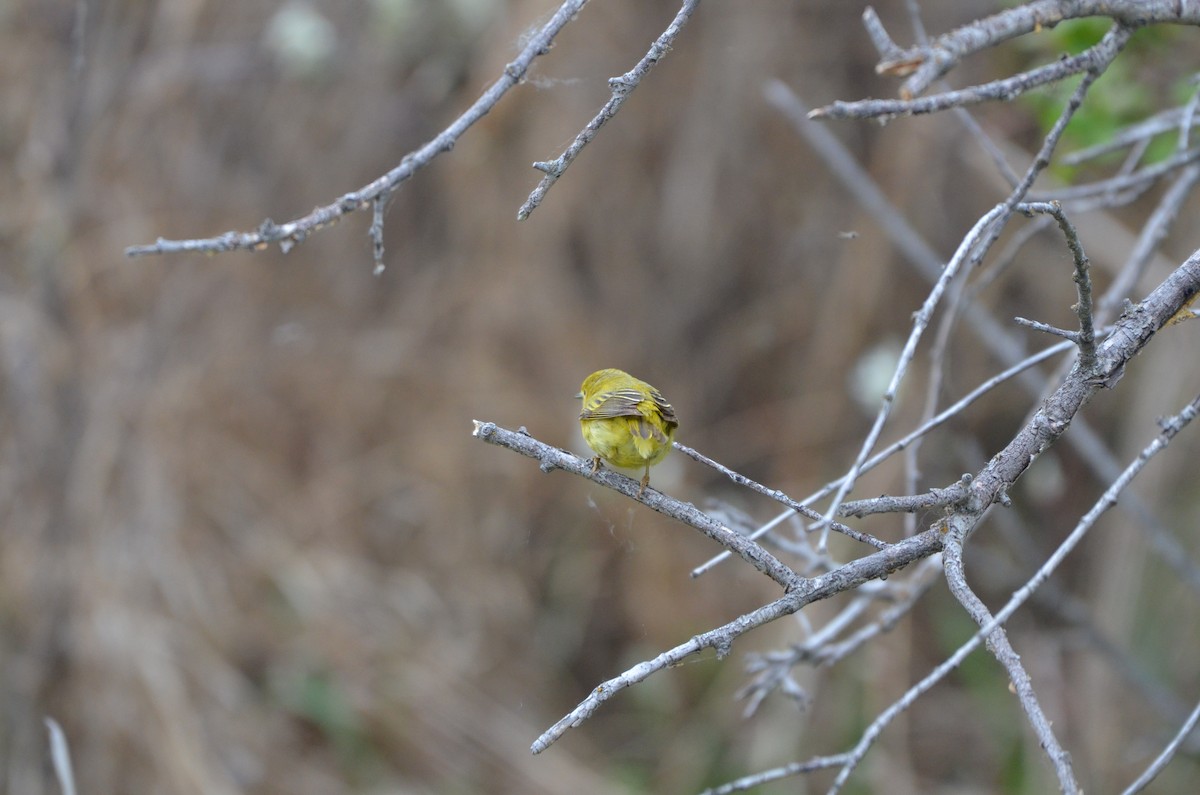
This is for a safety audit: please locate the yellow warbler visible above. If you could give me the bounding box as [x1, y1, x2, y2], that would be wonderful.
[577, 368, 679, 496]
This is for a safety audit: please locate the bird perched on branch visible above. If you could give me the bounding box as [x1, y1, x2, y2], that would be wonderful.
[577, 368, 678, 496]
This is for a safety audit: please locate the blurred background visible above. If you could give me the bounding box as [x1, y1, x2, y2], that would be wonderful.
[3, 0, 1199, 792]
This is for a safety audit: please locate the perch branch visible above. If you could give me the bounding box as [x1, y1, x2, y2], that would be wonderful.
[470, 421, 800, 591]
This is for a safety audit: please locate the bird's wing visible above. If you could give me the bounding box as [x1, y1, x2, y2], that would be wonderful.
[581, 388, 652, 420]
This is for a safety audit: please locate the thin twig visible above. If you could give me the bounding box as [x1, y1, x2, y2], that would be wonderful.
[1035, 145, 1200, 203]
[517, 0, 701, 220]
[1061, 106, 1190, 165]
[1121, 695, 1200, 794]
[44, 718, 78, 795]
[126, 0, 592, 258]
[1018, 202, 1097, 369]
[810, 25, 1134, 121]
[1014, 316, 1081, 340]
[1099, 162, 1200, 314]
[840, 481, 969, 518]
[943, 526, 1078, 791]
[672, 442, 889, 550]
[699, 753, 852, 794]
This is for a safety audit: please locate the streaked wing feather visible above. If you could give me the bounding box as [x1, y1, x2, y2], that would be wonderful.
[649, 388, 678, 427]
[581, 388, 649, 420]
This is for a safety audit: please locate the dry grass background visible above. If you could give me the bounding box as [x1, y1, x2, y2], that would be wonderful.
[2, 1, 1199, 793]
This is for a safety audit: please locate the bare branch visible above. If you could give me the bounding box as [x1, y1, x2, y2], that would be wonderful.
[691, 340, 1074, 577]
[857, 1, 1198, 101]
[530, 528, 946, 755]
[1099, 162, 1200, 312]
[1018, 201, 1098, 368]
[810, 24, 1133, 121]
[517, 0, 701, 220]
[1061, 105, 1195, 165]
[672, 442, 889, 550]
[829, 389, 1200, 793]
[44, 718, 78, 795]
[1121, 696, 1200, 794]
[814, 203, 1013, 545]
[839, 481, 969, 518]
[736, 559, 943, 717]
[489, 245, 1198, 766]
[470, 421, 800, 590]
[1035, 145, 1200, 203]
[699, 753, 852, 794]
[775, 73, 1200, 601]
[786, 47, 1116, 546]
[962, 249, 1200, 514]
[1014, 315, 1082, 340]
[943, 529, 1077, 791]
[126, 0, 592, 259]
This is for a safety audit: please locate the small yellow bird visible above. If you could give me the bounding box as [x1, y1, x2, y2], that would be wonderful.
[578, 368, 679, 496]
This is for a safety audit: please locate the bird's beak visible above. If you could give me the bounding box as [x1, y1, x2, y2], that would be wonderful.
[574, 391, 583, 399]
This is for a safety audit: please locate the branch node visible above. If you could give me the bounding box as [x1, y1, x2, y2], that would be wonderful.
[996, 487, 1012, 508]
[1014, 316, 1080, 341]
[370, 195, 388, 275]
[607, 75, 634, 95]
